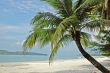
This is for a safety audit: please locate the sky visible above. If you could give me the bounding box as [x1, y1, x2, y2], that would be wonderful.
[0, 0, 54, 51]
[0, 0, 81, 57]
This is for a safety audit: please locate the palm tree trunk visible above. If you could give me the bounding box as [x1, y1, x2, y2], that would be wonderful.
[103, 0, 110, 19]
[73, 31, 110, 73]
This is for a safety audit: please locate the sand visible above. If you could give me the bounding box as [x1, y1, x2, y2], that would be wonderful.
[0, 57, 110, 73]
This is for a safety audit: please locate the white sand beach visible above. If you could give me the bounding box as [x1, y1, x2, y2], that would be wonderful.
[0, 57, 110, 73]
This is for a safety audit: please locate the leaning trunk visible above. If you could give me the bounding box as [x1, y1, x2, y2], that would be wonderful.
[73, 31, 110, 73]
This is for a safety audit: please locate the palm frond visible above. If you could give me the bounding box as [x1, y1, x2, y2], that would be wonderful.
[81, 19, 104, 32]
[97, 30, 110, 44]
[75, 0, 103, 12]
[32, 12, 62, 28]
[73, 0, 83, 10]
[34, 28, 56, 47]
[49, 34, 72, 63]
[23, 27, 56, 50]
[74, 0, 103, 21]
[23, 32, 37, 50]
[42, 0, 73, 17]
[80, 32, 92, 47]
[52, 15, 79, 47]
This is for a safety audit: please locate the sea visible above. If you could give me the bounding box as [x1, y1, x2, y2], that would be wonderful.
[0, 48, 101, 62]
[0, 42, 101, 62]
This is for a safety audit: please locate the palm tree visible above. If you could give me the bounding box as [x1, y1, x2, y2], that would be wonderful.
[78, 0, 110, 20]
[103, 0, 110, 19]
[93, 30, 110, 56]
[23, 0, 110, 72]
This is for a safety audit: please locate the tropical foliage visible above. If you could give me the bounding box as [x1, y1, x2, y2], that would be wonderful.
[23, 0, 110, 72]
[92, 29, 110, 56]
[23, 0, 101, 61]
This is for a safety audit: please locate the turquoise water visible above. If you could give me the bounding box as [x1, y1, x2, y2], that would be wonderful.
[0, 51, 83, 62]
[0, 55, 48, 62]
[0, 43, 101, 62]
[0, 55, 82, 62]
[0, 48, 101, 62]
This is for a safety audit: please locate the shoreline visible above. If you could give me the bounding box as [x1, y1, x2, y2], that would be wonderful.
[0, 56, 106, 63]
[0, 57, 110, 73]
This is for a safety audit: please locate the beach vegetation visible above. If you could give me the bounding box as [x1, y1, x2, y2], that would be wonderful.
[23, 0, 110, 72]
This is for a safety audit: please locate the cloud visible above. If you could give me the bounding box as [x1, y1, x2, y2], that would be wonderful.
[7, 0, 55, 13]
[0, 24, 31, 41]
[0, 0, 56, 51]
[0, 25, 19, 31]
[0, 24, 31, 33]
